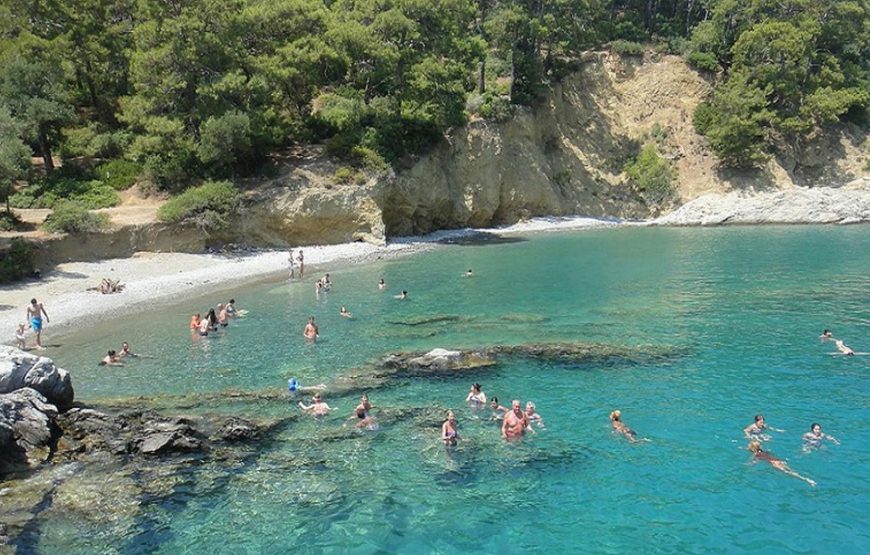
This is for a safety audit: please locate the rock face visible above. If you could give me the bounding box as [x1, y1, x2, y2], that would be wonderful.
[653, 181, 870, 225]
[0, 388, 58, 472]
[0, 346, 74, 411]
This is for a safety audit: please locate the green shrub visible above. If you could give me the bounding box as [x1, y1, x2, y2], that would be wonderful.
[624, 144, 675, 204]
[692, 101, 718, 136]
[334, 166, 355, 184]
[75, 182, 121, 209]
[0, 211, 22, 231]
[611, 40, 645, 57]
[687, 51, 719, 73]
[9, 167, 121, 209]
[43, 201, 110, 233]
[0, 237, 34, 283]
[350, 146, 388, 171]
[157, 180, 241, 230]
[96, 160, 142, 190]
[478, 92, 513, 122]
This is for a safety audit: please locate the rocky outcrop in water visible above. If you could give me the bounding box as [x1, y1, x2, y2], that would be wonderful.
[0, 346, 74, 411]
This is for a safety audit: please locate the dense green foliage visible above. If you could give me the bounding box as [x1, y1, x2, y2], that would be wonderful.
[0, 0, 866, 194]
[96, 160, 141, 191]
[688, 0, 870, 166]
[157, 180, 241, 230]
[624, 144, 675, 204]
[0, 238, 33, 283]
[42, 201, 110, 233]
[9, 167, 120, 209]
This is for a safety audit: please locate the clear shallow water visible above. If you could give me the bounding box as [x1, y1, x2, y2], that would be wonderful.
[34, 227, 870, 553]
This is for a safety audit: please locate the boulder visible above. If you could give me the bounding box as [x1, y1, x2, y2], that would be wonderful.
[0, 346, 75, 410]
[0, 388, 59, 473]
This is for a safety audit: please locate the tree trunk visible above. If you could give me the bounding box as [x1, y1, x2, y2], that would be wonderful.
[478, 60, 486, 94]
[38, 127, 54, 174]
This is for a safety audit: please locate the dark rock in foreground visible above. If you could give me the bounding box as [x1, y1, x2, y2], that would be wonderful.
[0, 346, 74, 411]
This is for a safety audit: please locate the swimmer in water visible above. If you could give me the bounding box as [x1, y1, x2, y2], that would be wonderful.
[748, 441, 816, 487]
[834, 339, 854, 356]
[350, 394, 377, 430]
[340, 306, 352, 318]
[465, 383, 486, 408]
[502, 400, 531, 441]
[743, 414, 782, 441]
[610, 410, 637, 443]
[119, 342, 137, 358]
[394, 290, 408, 300]
[490, 397, 508, 421]
[525, 401, 544, 427]
[99, 349, 124, 366]
[802, 422, 840, 452]
[378, 278, 386, 290]
[303, 316, 319, 341]
[464, 269, 473, 277]
[819, 329, 833, 341]
[442, 410, 459, 446]
[298, 393, 331, 416]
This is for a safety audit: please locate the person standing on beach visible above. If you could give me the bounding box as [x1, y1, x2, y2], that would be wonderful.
[288, 250, 295, 279]
[297, 250, 304, 278]
[26, 298, 49, 350]
[303, 316, 319, 341]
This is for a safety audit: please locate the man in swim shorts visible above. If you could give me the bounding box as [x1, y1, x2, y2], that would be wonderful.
[26, 298, 49, 349]
[502, 400, 529, 441]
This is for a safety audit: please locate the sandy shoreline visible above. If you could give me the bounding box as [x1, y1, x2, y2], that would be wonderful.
[4, 194, 868, 346]
[0, 217, 618, 344]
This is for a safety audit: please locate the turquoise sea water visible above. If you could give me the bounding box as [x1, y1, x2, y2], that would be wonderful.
[35, 226, 870, 553]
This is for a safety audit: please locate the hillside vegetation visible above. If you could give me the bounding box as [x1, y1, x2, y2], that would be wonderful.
[0, 0, 868, 216]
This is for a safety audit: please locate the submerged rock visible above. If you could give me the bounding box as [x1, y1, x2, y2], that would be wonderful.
[381, 348, 497, 373]
[0, 346, 74, 411]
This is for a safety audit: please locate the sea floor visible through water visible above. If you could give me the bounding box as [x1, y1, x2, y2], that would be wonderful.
[15, 225, 870, 553]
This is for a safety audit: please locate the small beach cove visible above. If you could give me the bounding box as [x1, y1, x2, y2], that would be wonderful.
[2, 223, 869, 553]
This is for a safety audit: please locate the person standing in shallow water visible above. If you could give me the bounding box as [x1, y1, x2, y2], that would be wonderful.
[303, 316, 319, 341]
[297, 250, 304, 279]
[442, 410, 459, 446]
[502, 400, 530, 441]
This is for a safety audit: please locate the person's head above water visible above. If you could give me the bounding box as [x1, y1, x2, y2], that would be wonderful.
[490, 397, 499, 406]
[610, 410, 621, 422]
[754, 414, 764, 424]
[810, 422, 821, 434]
[471, 383, 482, 393]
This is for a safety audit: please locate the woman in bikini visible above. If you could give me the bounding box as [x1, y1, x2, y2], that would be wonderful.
[748, 441, 816, 486]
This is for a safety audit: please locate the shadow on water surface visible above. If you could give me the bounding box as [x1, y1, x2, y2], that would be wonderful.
[436, 232, 527, 246]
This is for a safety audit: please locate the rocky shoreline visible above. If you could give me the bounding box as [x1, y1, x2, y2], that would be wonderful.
[652, 181, 870, 226]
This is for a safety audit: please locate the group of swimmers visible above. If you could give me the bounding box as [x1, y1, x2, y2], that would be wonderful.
[99, 342, 138, 366]
[189, 299, 238, 337]
[440, 383, 545, 445]
[296, 391, 378, 431]
[742, 414, 840, 486]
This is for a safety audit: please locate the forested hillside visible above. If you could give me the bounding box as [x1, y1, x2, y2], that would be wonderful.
[1, 0, 868, 220]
